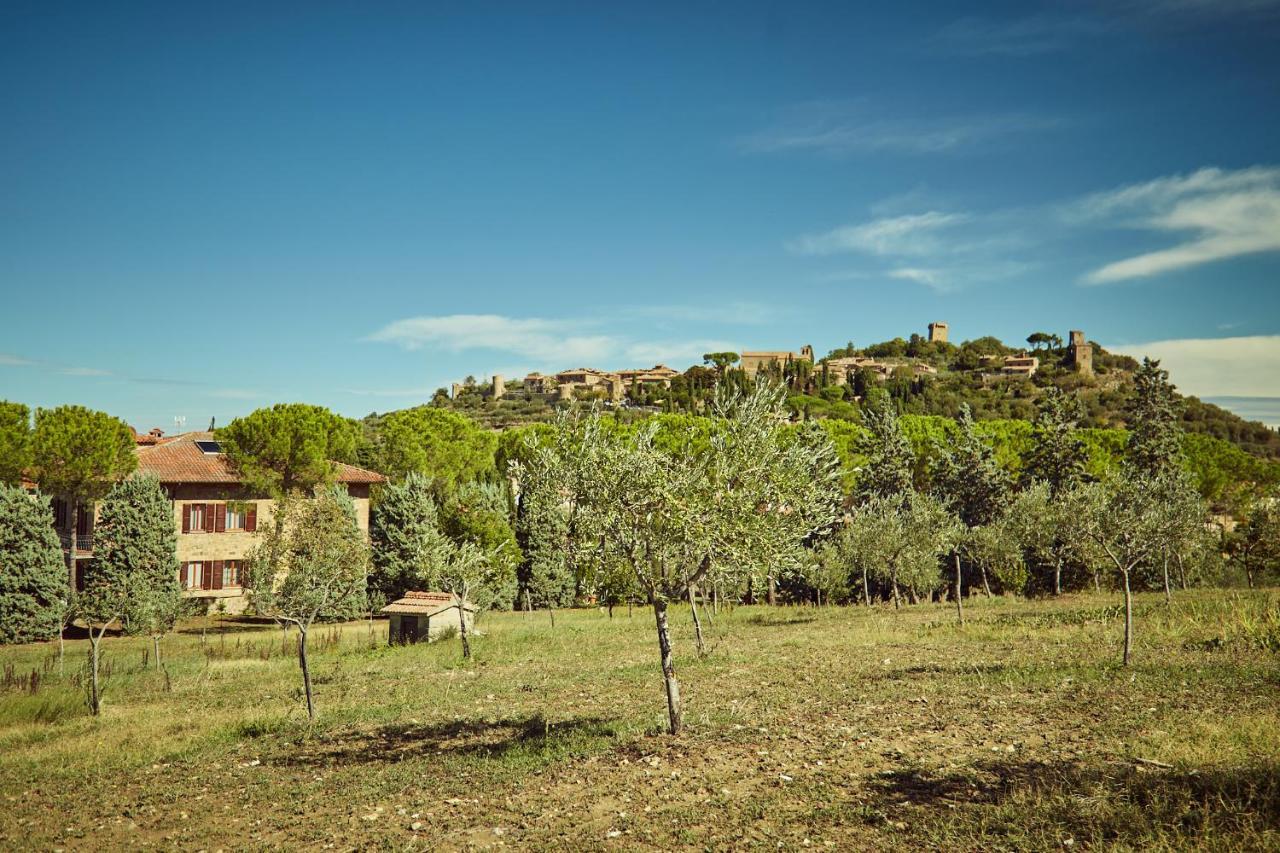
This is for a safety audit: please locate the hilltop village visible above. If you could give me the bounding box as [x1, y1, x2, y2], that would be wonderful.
[433, 322, 1130, 426]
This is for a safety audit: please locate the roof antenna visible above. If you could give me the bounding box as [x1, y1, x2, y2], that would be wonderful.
[174, 415, 186, 434]
[209, 416, 216, 431]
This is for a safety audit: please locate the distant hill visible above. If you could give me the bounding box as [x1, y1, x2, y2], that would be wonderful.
[416, 333, 1280, 461]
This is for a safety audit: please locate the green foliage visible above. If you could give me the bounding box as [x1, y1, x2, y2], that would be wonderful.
[856, 397, 915, 503]
[374, 406, 497, 488]
[90, 475, 181, 638]
[1127, 358, 1185, 476]
[844, 493, 961, 602]
[439, 482, 520, 609]
[1228, 496, 1280, 588]
[1023, 388, 1088, 495]
[219, 404, 361, 496]
[936, 404, 1012, 528]
[368, 473, 442, 603]
[30, 405, 137, 502]
[247, 487, 370, 624]
[0, 484, 67, 643]
[0, 401, 32, 486]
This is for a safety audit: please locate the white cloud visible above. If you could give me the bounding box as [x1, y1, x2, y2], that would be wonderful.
[368, 314, 615, 364]
[207, 388, 267, 399]
[60, 367, 112, 377]
[1071, 166, 1280, 284]
[0, 353, 35, 366]
[738, 102, 1059, 157]
[790, 212, 968, 257]
[1109, 335, 1280, 397]
[368, 314, 742, 373]
[888, 268, 945, 289]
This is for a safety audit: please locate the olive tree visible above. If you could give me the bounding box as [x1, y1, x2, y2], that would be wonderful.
[845, 493, 961, 608]
[247, 487, 369, 720]
[519, 382, 842, 734]
[1069, 472, 1180, 666]
[0, 484, 67, 644]
[1228, 496, 1280, 589]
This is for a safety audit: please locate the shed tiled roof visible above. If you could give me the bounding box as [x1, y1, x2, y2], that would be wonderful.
[136, 432, 385, 485]
[382, 591, 475, 616]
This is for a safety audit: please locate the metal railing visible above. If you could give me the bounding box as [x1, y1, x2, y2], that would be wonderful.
[59, 532, 94, 553]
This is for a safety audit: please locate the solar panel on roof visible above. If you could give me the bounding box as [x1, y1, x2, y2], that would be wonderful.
[194, 440, 222, 454]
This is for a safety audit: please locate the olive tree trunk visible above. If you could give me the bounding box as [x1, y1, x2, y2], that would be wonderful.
[652, 599, 682, 735]
[87, 626, 105, 716]
[954, 553, 964, 624]
[689, 585, 706, 657]
[1162, 554, 1172, 605]
[458, 603, 471, 659]
[297, 624, 315, 720]
[1121, 569, 1133, 668]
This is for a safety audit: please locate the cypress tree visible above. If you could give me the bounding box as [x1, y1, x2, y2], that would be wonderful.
[0, 484, 68, 644]
[1024, 388, 1088, 496]
[856, 396, 914, 504]
[94, 475, 182, 665]
[369, 473, 445, 601]
[1127, 357, 1184, 476]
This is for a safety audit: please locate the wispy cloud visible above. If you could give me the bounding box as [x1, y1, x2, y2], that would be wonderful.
[368, 314, 615, 364]
[0, 353, 35, 367]
[737, 101, 1059, 157]
[930, 4, 1279, 56]
[368, 313, 742, 371]
[1069, 166, 1280, 284]
[788, 208, 1032, 292]
[207, 388, 268, 400]
[60, 366, 113, 377]
[1109, 335, 1280, 397]
[790, 212, 969, 257]
[930, 15, 1115, 56]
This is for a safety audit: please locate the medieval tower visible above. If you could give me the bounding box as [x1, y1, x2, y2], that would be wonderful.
[1068, 330, 1093, 375]
[928, 321, 949, 343]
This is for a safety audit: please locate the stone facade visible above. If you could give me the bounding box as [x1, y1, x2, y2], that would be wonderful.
[928, 321, 949, 343]
[739, 346, 814, 378]
[1068, 330, 1093, 375]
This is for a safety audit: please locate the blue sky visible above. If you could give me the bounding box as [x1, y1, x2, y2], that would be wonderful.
[3, 1, 1280, 429]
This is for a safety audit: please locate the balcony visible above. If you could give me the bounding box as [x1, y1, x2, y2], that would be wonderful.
[59, 532, 94, 555]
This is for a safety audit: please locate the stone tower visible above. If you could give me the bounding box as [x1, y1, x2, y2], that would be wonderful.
[492, 374, 505, 400]
[800, 344, 814, 362]
[1068, 330, 1093, 375]
[928, 321, 949, 343]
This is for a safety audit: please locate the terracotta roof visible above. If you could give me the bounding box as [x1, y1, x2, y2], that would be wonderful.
[136, 432, 385, 485]
[382, 591, 475, 616]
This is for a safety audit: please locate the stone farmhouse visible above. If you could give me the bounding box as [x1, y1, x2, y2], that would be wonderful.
[49, 430, 384, 613]
[739, 346, 814, 378]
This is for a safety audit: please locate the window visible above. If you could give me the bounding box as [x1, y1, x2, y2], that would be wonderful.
[181, 562, 204, 590]
[188, 504, 206, 533]
[226, 505, 246, 531]
[222, 560, 243, 588]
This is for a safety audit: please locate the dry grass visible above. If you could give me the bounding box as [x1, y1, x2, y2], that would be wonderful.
[1, 589, 1277, 850]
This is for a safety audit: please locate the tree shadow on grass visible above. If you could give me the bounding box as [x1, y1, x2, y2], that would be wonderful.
[275, 714, 621, 768]
[863, 757, 1280, 845]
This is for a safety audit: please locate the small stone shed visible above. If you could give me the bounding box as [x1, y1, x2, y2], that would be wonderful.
[382, 591, 476, 644]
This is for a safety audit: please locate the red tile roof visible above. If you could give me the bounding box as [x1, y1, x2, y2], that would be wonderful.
[136, 432, 385, 485]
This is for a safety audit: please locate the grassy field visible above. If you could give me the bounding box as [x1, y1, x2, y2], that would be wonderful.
[1, 589, 1278, 851]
